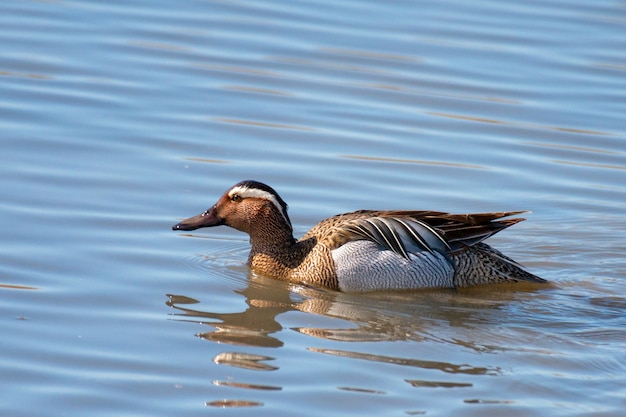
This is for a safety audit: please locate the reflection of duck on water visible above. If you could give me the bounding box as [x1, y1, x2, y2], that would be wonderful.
[166, 271, 542, 373]
[170, 277, 511, 406]
[173, 180, 546, 291]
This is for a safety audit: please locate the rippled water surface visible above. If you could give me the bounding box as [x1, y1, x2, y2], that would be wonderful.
[2, 0, 625, 416]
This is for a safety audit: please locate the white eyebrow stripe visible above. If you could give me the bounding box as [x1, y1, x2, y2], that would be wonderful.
[228, 185, 290, 224]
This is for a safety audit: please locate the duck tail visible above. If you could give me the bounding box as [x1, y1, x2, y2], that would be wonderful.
[451, 243, 546, 287]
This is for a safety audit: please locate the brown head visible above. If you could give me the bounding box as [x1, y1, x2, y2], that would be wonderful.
[172, 180, 295, 245]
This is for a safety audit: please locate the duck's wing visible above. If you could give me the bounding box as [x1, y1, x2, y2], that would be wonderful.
[337, 217, 451, 260]
[308, 210, 528, 259]
[412, 211, 527, 251]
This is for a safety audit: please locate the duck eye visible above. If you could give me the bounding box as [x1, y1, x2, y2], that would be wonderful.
[231, 194, 242, 202]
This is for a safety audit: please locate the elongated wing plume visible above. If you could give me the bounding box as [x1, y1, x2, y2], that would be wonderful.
[340, 217, 451, 259]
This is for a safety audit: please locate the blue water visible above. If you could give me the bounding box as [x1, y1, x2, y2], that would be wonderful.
[1, 0, 625, 416]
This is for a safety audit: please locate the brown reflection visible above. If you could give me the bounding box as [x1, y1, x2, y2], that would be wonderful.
[341, 154, 485, 169]
[337, 386, 385, 395]
[292, 283, 549, 349]
[0, 283, 38, 290]
[405, 379, 472, 388]
[211, 117, 315, 131]
[308, 348, 499, 376]
[550, 159, 626, 171]
[551, 126, 610, 135]
[167, 272, 545, 350]
[206, 399, 263, 408]
[213, 380, 282, 391]
[167, 272, 547, 388]
[225, 85, 291, 96]
[429, 111, 612, 136]
[212, 352, 277, 371]
[523, 141, 618, 155]
[429, 111, 503, 125]
[0, 71, 51, 80]
[166, 278, 293, 347]
[184, 157, 230, 164]
[464, 398, 514, 404]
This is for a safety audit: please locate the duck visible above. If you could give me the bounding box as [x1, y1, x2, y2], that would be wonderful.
[172, 180, 546, 292]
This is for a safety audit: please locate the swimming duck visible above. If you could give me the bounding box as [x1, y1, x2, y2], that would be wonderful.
[172, 180, 546, 291]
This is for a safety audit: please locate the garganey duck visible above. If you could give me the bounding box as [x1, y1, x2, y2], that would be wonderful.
[172, 180, 546, 291]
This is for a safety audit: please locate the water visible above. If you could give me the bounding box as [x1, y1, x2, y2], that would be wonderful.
[1, 0, 625, 415]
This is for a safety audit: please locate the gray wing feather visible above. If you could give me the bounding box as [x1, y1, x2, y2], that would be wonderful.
[401, 219, 451, 254]
[364, 218, 409, 259]
[342, 217, 450, 260]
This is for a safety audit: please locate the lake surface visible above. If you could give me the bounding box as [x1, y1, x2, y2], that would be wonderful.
[1, 0, 625, 415]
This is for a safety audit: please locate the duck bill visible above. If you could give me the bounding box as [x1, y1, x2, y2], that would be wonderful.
[172, 207, 223, 231]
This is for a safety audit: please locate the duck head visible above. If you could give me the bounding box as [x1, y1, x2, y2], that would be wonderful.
[172, 180, 293, 238]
